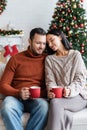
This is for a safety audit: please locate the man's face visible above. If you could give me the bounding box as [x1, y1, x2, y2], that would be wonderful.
[29, 33, 46, 55]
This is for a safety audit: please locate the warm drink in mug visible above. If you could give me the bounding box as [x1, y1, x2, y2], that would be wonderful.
[51, 87, 64, 98]
[29, 86, 41, 98]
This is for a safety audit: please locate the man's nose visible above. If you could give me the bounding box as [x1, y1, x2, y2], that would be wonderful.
[40, 44, 45, 48]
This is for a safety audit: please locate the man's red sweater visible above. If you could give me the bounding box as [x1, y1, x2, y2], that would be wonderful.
[0, 47, 47, 98]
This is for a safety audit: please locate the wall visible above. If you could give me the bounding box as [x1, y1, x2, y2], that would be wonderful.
[83, 0, 87, 13]
[0, 0, 57, 48]
[0, 0, 87, 49]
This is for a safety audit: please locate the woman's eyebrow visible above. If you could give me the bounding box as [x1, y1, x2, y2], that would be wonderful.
[49, 37, 53, 41]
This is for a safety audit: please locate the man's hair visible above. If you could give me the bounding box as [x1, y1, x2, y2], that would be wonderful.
[30, 27, 46, 40]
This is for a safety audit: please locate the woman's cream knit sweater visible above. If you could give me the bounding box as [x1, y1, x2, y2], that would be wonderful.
[45, 49, 87, 99]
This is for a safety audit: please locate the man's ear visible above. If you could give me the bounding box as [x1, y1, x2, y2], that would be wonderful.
[29, 39, 31, 46]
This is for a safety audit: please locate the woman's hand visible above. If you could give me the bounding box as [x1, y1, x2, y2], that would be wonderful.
[63, 87, 71, 97]
[47, 88, 55, 99]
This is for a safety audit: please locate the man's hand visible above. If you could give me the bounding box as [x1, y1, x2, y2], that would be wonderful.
[19, 87, 30, 100]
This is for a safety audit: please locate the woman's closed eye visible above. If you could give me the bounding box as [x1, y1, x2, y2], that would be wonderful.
[50, 38, 55, 43]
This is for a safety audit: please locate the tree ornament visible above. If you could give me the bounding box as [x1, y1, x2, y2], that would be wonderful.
[80, 0, 83, 2]
[52, 24, 57, 29]
[59, 22, 62, 27]
[63, 27, 66, 30]
[83, 32, 86, 36]
[80, 23, 84, 28]
[78, 4, 81, 8]
[73, 16, 76, 20]
[73, 4, 77, 8]
[66, 27, 70, 31]
[68, 9, 71, 13]
[71, 22, 74, 25]
[52, 14, 56, 18]
[65, 5, 68, 8]
[81, 47, 84, 50]
[80, 49, 84, 54]
[0, 0, 7, 15]
[63, 3, 66, 7]
[62, 11, 65, 14]
[81, 43, 85, 47]
[55, 16, 58, 19]
[68, 30, 73, 35]
[60, 18, 64, 22]
[70, 14, 72, 18]
[84, 22, 87, 26]
[74, 24, 78, 28]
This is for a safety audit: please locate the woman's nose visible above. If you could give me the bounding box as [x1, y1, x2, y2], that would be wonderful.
[49, 42, 52, 47]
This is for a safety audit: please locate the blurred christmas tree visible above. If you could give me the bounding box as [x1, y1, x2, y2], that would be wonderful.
[48, 0, 87, 67]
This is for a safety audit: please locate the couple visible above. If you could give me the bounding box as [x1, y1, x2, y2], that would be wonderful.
[0, 27, 87, 130]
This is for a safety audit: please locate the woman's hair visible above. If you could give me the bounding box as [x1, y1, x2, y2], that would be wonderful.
[46, 28, 72, 54]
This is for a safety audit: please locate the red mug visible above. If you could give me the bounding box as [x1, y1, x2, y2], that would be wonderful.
[29, 86, 41, 98]
[51, 87, 64, 98]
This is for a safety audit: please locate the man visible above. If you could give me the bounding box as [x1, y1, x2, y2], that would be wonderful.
[0, 28, 48, 130]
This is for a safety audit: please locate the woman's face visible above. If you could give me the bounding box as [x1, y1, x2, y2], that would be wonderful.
[46, 34, 62, 51]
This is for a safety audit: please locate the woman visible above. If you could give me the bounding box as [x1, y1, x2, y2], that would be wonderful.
[45, 29, 87, 130]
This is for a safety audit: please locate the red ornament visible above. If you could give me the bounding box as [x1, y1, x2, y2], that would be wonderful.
[74, 24, 78, 28]
[80, 0, 83, 2]
[68, 9, 71, 13]
[52, 24, 57, 29]
[52, 14, 56, 18]
[66, 27, 70, 31]
[73, 16, 76, 20]
[80, 24, 84, 28]
[80, 49, 84, 54]
[62, 3, 65, 7]
[78, 4, 81, 8]
[60, 18, 64, 22]
[81, 43, 85, 47]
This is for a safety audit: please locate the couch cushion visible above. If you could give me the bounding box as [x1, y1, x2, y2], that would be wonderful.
[73, 108, 87, 125]
[0, 63, 6, 100]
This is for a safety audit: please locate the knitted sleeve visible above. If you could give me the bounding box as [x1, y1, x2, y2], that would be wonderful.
[68, 51, 87, 97]
[0, 57, 19, 97]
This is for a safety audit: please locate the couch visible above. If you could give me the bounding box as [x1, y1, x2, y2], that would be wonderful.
[0, 98, 87, 130]
[0, 63, 87, 130]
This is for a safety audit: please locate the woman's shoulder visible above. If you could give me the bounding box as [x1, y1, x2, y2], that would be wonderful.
[45, 54, 56, 65]
[70, 49, 81, 57]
